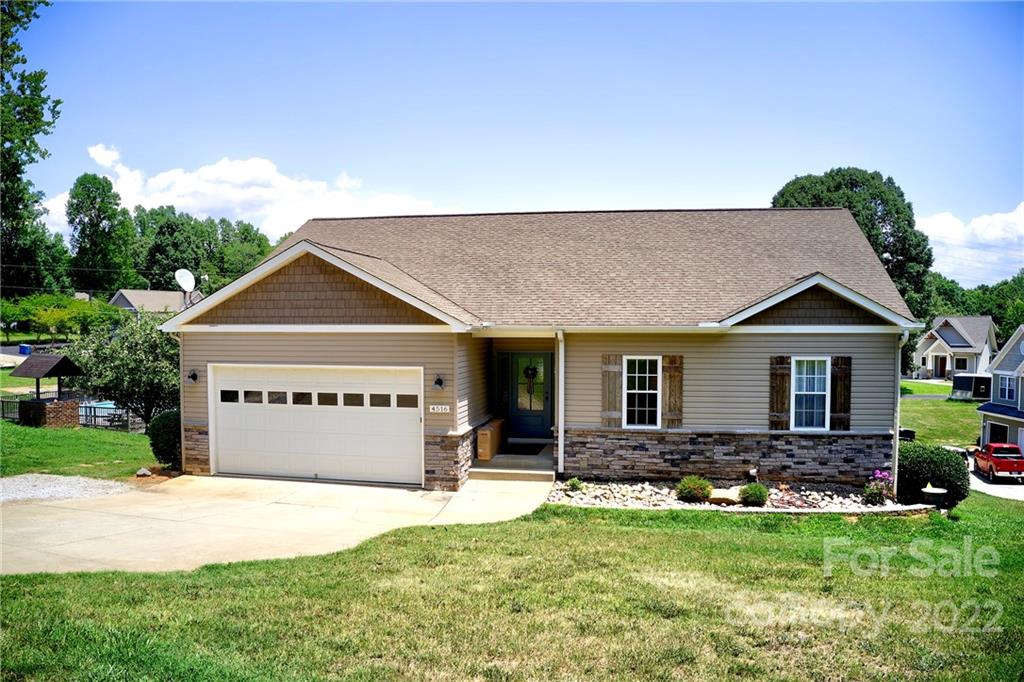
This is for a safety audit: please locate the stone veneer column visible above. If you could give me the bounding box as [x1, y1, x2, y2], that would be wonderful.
[182, 424, 211, 474]
[424, 431, 477, 491]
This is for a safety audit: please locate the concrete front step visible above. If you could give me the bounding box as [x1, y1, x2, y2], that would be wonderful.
[468, 467, 555, 482]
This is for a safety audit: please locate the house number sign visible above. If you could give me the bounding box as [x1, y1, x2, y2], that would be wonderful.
[429, 404, 451, 414]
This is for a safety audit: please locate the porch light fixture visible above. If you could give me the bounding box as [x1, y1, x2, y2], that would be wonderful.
[433, 375, 445, 390]
[186, 370, 199, 384]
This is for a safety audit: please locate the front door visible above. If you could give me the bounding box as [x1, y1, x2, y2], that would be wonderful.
[507, 352, 553, 439]
[935, 356, 947, 379]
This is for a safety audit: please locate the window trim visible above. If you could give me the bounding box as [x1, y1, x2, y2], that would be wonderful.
[790, 356, 831, 432]
[953, 357, 968, 371]
[621, 355, 662, 430]
[997, 374, 1016, 401]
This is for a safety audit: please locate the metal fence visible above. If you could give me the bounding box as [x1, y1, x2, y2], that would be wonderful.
[0, 391, 144, 432]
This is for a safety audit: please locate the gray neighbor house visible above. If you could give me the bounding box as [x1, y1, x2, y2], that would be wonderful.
[978, 324, 1024, 447]
[159, 208, 923, 491]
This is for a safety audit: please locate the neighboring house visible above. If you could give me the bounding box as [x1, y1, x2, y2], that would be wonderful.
[159, 208, 922, 491]
[913, 315, 998, 379]
[978, 324, 1024, 447]
[108, 289, 204, 314]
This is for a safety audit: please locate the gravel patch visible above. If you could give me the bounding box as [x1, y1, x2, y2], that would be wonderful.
[1, 474, 132, 503]
[548, 479, 922, 513]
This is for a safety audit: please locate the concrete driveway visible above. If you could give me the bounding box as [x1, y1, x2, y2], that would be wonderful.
[1, 475, 552, 574]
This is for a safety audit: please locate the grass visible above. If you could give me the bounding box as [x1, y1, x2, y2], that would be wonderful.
[0, 367, 57, 392]
[2, 493, 1022, 680]
[901, 380, 953, 396]
[0, 421, 156, 479]
[901, 399, 981, 448]
[1, 331, 76, 345]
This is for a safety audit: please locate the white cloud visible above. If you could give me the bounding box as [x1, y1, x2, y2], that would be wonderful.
[916, 202, 1024, 287]
[42, 146, 439, 241]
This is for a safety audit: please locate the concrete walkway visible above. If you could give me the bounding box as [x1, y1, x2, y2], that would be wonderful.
[0, 475, 552, 574]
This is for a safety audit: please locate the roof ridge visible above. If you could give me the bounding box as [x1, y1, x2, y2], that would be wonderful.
[306, 241, 384, 262]
[305, 207, 848, 223]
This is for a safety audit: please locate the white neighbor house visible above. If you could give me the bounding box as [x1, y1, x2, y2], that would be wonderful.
[913, 316, 998, 379]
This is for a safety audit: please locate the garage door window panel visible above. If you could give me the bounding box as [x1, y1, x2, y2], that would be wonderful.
[268, 391, 287, 405]
[369, 393, 391, 408]
[220, 390, 239, 403]
[317, 392, 338, 406]
[343, 393, 365, 407]
[292, 392, 313, 406]
[244, 390, 263, 404]
[396, 394, 418, 408]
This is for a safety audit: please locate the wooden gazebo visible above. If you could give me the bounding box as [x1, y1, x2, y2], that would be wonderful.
[10, 353, 84, 400]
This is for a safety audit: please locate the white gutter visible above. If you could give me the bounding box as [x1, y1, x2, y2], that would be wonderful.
[556, 329, 566, 474]
[892, 330, 909, 498]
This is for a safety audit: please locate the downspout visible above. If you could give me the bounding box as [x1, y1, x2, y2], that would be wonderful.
[892, 330, 909, 498]
[556, 329, 565, 474]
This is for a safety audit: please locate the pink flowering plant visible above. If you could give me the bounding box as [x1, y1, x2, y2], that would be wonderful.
[862, 469, 894, 506]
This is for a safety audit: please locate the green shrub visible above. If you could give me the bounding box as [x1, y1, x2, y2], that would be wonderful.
[675, 475, 712, 502]
[566, 477, 584, 492]
[739, 483, 769, 507]
[897, 442, 970, 507]
[147, 409, 181, 470]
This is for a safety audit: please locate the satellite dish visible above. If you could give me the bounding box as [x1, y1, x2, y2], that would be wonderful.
[174, 269, 196, 293]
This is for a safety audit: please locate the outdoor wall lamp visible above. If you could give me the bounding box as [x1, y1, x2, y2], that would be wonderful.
[433, 375, 445, 390]
[186, 370, 199, 384]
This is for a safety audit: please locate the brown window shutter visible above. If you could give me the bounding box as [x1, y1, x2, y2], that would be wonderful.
[662, 355, 683, 428]
[830, 356, 852, 431]
[769, 355, 791, 430]
[601, 354, 623, 427]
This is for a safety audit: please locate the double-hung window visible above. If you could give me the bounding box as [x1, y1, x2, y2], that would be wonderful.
[623, 356, 660, 428]
[792, 357, 830, 430]
[954, 357, 968, 371]
[998, 375, 1016, 402]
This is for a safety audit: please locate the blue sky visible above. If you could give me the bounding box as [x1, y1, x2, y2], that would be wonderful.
[22, 2, 1024, 286]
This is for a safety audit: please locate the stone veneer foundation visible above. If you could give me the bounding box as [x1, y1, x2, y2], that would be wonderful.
[562, 428, 892, 485]
[182, 424, 475, 491]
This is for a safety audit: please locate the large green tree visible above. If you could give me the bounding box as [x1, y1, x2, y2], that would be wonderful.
[0, 0, 69, 296]
[64, 313, 179, 425]
[66, 174, 143, 295]
[772, 168, 934, 321]
[139, 207, 218, 290]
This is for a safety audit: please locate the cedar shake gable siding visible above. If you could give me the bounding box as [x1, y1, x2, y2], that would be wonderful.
[738, 286, 888, 326]
[193, 254, 441, 325]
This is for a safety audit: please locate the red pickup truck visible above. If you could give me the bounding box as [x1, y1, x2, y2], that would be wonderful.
[974, 443, 1024, 483]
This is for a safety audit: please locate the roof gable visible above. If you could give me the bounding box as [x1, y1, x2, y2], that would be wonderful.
[192, 253, 441, 326]
[160, 241, 476, 331]
[990, 325, 1024, 375]
[736, 285, 888, 326]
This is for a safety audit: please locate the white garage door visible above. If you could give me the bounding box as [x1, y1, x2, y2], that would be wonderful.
[212, 365, 422, 485]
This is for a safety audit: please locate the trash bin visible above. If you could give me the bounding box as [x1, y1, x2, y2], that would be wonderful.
[18, 344, 31, 356]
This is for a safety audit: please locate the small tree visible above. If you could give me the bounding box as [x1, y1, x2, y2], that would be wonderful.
[0, 298, 27, 343]
[33, 306, 73, 343]
[64, 313, 179, 425]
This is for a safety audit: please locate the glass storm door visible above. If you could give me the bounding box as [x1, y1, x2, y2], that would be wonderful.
[507, 352, 553, 439]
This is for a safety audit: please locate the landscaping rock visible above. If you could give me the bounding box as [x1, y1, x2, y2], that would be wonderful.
[136, 468, 152, 477]
[1, 474, 131, 503]
[708, 486, 742, 505]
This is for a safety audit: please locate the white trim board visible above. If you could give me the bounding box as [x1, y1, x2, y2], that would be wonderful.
[160, 240, 473, 333]
[718, 273, 921, 329]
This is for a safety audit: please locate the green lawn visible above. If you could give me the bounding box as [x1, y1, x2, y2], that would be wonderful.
[0, 421, 156, 479]
[901, 398, 981, 447]
[901, 380, 953, 396]
[2, 494, 1021, 680]
[0, 367, 57, 392]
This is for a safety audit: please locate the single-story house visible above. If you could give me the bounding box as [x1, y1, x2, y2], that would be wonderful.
[913, 315, 998, 379]
[159, 208, 922, 491]
[978, 324, 1024, 447]
[109, 289, 204, 314]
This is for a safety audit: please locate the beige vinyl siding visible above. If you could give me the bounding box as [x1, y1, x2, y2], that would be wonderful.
[455, 334, 491, 430]
[180, 332, 456, 434]
[565, 333, 897, 431]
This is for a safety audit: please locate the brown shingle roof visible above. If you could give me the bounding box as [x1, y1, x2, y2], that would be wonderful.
[272, 209, 914, 327]
[10, 354, 84, 379]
